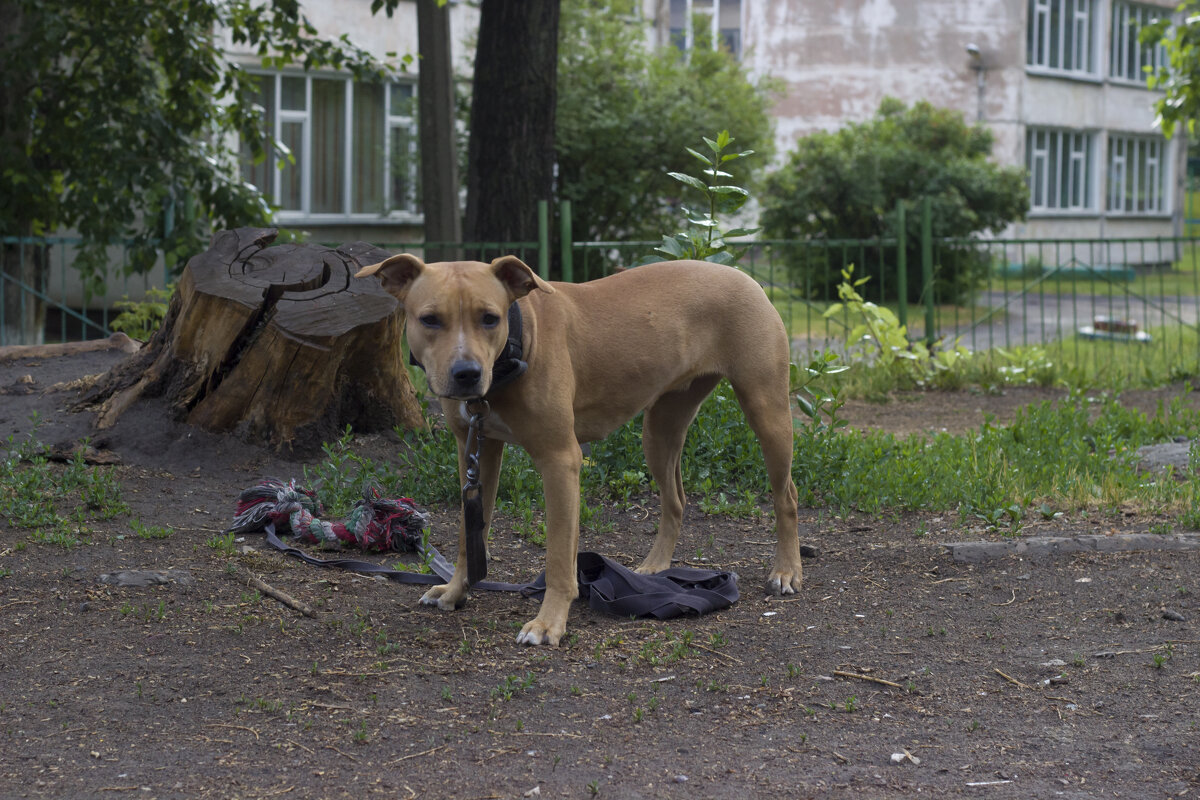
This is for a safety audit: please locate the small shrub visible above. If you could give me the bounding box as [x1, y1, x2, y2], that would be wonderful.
[110, 285, 174, 341]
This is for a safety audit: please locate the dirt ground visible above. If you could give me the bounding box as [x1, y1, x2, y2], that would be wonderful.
[0, 348, 1197, 799]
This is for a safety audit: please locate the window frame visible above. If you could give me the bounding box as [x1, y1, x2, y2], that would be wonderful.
[668, 0, 743, 60]
[1026, 126, 1099, 215]
[1106, 133, 1170, 216]
[241, 71, 421, 224]
[1026, 0, 1100, 80]
[1108, 0, 1168, 85]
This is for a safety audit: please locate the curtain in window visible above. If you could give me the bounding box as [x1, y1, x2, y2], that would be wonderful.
[312, 78, 346, 214]
[353, 83, 385, 214]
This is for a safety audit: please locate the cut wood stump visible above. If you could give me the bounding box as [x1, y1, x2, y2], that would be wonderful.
[81, 228, 424, 449]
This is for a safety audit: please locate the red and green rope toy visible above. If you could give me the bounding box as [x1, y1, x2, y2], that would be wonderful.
[227, 478, 428, 553]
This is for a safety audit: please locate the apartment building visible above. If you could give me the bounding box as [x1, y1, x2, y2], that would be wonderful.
[653, 0, 1184, 240]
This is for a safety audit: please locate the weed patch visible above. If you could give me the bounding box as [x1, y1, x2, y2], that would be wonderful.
[0, 423, 130, 545]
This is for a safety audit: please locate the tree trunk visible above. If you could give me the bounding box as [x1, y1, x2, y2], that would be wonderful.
[1, 239, 47, 346]
[463, 0, 560, 246]
[417, 0, 462, 262]
[81, 228, 425, 450]
[0, 3, 46, 346]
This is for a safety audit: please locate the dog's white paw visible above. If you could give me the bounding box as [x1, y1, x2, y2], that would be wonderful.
[516, 618, 562, 647]
[766, 568, 802, 596]
[420, 584, 467, 610]
[633, 557, 670, 575]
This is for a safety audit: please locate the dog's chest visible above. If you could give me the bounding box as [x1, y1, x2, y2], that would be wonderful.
[456, 402, 516, 442]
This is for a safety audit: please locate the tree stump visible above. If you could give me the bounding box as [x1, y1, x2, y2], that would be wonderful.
[83, 227, 425, 449]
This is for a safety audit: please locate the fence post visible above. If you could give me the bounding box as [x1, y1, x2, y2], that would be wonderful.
[921, 196, 935, 345]
[560, 199, 573, 283]
[896, 201, 907, 329]
[537, 200, 550, 280]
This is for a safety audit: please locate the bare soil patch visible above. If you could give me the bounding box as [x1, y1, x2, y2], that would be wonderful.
[1, 352, 1197, 798]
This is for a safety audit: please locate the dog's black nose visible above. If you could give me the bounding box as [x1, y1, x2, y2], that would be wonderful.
[450, 360, 483, 391]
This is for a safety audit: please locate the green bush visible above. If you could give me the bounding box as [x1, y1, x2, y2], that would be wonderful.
[760, 98, 1029, 304]
[556, 0, 776, 254]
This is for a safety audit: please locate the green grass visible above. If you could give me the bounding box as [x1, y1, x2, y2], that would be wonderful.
[1031, 324, 1199, 389]
[307, 376, 1200, 535]
[825, 326, 1200, 399]
[793, 387, 1200, 524]
[0, 424, 130, 547]
[1009, 266, 1200, 302]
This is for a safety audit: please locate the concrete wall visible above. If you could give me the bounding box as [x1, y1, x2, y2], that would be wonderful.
[725, 0, 1183, 243]
[742, 0, 1018, 147]
[221, 2, 478, 79]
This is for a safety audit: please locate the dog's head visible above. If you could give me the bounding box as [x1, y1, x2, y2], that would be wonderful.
[356, 254, 553, 400]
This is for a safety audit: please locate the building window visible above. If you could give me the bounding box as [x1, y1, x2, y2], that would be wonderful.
[669, 0, 742, 59]
[1107, 134, 1167, 214]
[1026, 128, 1096, 212]
[1109, 1, 1167, 83]
[1026, 0, 1097, 75]
[240, 73, 419, 219]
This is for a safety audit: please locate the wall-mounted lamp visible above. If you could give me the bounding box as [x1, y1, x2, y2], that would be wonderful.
[965, 43, 985, 122]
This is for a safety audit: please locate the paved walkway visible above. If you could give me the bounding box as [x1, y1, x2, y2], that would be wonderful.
[943, 290, 1200, 348]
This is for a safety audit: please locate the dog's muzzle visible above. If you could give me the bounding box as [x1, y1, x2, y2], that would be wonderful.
[448, 359, 486, 399]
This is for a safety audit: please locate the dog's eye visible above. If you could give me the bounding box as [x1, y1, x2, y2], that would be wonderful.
[418, 314, 442, 329]
[481, 312, 501, 329]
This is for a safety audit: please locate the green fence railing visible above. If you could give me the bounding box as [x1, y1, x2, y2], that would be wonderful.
[0, 236, 542, 347]
[928, 236, 1200, 382]
[5, 214, 1200, 384]
[0, 235, 177, 345]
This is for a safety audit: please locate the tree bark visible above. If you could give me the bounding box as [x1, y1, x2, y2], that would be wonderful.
[0, 3, 48, 346]
[417, 0, 462, 262]
[463, 0, 560, 246]
[81, 228, 425, 450]
[1, 239, 47, 346]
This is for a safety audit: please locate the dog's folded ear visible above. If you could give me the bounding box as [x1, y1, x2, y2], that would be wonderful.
[491, 255, 555, 299]
[356, 254, 425, 301]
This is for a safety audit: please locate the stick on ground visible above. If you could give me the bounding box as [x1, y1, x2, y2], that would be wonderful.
[245, 573, 319, 619]
[993, 668, 1033, 690]
[833, 670, 903, 689]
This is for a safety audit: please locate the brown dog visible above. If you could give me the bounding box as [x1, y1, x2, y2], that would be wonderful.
[355, 255, 801, 646]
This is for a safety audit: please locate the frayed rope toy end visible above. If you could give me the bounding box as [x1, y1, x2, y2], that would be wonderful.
[227, 477, 429, 553]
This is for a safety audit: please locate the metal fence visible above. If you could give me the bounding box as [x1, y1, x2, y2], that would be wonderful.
[570, 233, 1200, 381]
[0, 236, 175, 345]
[4, 227, 1200, 383]
[0, 235, 541, 346]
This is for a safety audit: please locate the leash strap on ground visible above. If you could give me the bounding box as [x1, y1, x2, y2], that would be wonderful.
[231, 478, 739, 619]
[256, 524, 738, 618]
[261, 521, 534, 592]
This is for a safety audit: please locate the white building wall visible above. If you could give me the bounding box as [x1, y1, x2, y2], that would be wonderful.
[725, 0, 1183, 243]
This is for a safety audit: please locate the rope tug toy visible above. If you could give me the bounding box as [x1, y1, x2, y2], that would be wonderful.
[227, 478, 429, 553]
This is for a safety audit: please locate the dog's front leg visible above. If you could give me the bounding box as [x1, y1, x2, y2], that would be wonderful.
[515, 445, 582, 646]
[420, 433, 504, 611]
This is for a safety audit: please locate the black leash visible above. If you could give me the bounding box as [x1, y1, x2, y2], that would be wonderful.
[409, 301, 526, 587]
[258, 521, 739, 619]
[461, 399, 490, 586]
[260, 521, 533, 593]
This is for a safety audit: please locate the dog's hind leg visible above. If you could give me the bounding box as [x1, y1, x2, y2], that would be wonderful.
[729, 376, 803, 595]
[635, 375, 721, 574]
